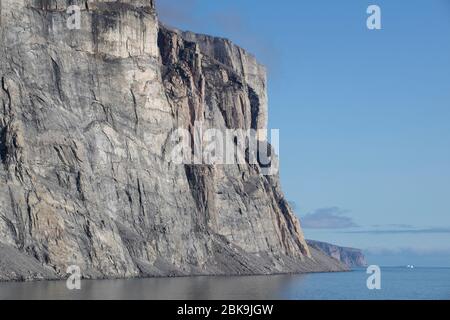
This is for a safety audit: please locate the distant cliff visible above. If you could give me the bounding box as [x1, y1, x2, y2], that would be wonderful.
[0, 0, 347, 281]
[307, 240, 367, 268]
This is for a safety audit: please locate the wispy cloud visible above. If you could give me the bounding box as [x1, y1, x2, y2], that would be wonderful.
[366, 247, 450, 255]
[301, 207, 359, 229]
[370, 224, 414, 229]
[343, 227, 450, 235]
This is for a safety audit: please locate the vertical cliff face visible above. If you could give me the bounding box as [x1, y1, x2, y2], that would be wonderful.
[0, 0, 346, 281]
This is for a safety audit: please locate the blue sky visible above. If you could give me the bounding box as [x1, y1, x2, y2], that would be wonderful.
[157, 0, 450, 266]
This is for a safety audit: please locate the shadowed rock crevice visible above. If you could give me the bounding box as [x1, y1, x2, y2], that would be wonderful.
[0, 127, 7, 166]
[248, 86, 260, 131]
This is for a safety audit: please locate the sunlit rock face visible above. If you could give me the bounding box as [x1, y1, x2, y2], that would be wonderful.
[0, 0, 346, 281]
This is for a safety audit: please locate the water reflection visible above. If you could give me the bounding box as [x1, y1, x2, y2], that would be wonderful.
[0, 274, 301, 300]
[1, 268, 449, 300]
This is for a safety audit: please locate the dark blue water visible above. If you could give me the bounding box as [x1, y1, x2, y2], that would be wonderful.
[0, 267, 449, 300]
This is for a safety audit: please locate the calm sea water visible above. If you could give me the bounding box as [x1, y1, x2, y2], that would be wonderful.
[0, 267, 449, 300]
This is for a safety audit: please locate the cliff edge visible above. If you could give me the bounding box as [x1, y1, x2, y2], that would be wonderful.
[307, 240, 368, 268]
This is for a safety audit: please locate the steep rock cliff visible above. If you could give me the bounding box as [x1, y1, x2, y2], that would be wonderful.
[0, 0, 347, 280]
[307, 240, 368, 268]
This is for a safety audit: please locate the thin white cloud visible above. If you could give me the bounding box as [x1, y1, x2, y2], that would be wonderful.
[343, 227, 450, 235]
